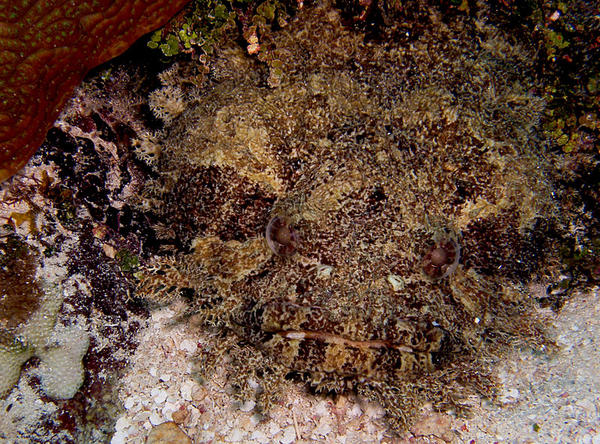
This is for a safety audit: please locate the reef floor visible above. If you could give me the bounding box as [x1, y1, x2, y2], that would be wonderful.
[1, 0, 599, 442]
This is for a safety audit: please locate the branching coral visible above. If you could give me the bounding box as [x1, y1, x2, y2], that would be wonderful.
[149, 76, 187, 124]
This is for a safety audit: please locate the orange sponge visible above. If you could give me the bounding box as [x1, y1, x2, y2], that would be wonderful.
[0, 0, 189, 182]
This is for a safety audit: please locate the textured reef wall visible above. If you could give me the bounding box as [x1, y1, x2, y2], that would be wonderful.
[136, 0, 563, 431]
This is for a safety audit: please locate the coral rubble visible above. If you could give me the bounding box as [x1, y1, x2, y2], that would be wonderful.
[0, 141, 149, 441]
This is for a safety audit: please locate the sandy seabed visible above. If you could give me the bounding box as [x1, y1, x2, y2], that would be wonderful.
[109, 291, 600, 444]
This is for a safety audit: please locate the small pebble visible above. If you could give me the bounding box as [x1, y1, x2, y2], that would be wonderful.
[146, 421, 192, 444]
[171, 406, 189, 424]
[179, 339, 198, 353]
[124, 397, 136, 410]
[280, 425, 296, 444]
[313, 418, 332, 437]
[269, 421, 281, 435]
[251, 430, 269, 444]
[228, 428, 245, 442]
[314, 401, 329, 416]
[162, 402, 179, 420]
[239, 400, 256, 412]
[110, 430, 127, 444]
[349, 403, 362, 417]
[115, 417, 131, 432]
[180, 380, 195, 401]
[133, 411, 151, 423]
[151, 388, 168, 404]
[250, 413, 263, 425]
[149, 411, 163, 426]
[500, 388, 520, 404]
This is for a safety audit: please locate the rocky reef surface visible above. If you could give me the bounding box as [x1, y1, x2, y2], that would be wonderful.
[1, 0, 598, 442]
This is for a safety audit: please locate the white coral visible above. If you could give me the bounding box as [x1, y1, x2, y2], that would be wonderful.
[149, 86, 185, 124]
[0, 345, 32, 398]
[37, 325, 89, 400]
[0, 286, 89, 400]
[133, 130, 163, 166]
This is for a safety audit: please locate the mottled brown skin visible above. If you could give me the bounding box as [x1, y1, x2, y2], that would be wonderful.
[0, 0, 189, 182]
[137, 0, 560, 432]
[230, 299, 444, 381]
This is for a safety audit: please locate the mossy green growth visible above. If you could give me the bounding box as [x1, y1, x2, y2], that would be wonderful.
[149, 33, 181, 57]
[483, 0, 598, 156]
[116, 249, 140, 273]
[537, 1, 599, 155]
[147, 0, 296, 57]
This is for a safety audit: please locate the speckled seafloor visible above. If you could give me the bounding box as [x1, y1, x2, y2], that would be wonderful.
[1, 0, 599, 442]
[460, 290, 600, 444]
[108, 291, 600, 444]
[1, 255, 598, 443]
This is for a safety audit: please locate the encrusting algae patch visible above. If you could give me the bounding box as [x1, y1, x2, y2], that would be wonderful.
[135, 0, 564, 433]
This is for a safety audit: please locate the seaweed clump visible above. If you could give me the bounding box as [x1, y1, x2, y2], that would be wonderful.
[147, 0, 300, 57]
[136, 0, 566, 433]
[0, 233, 42, 333]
